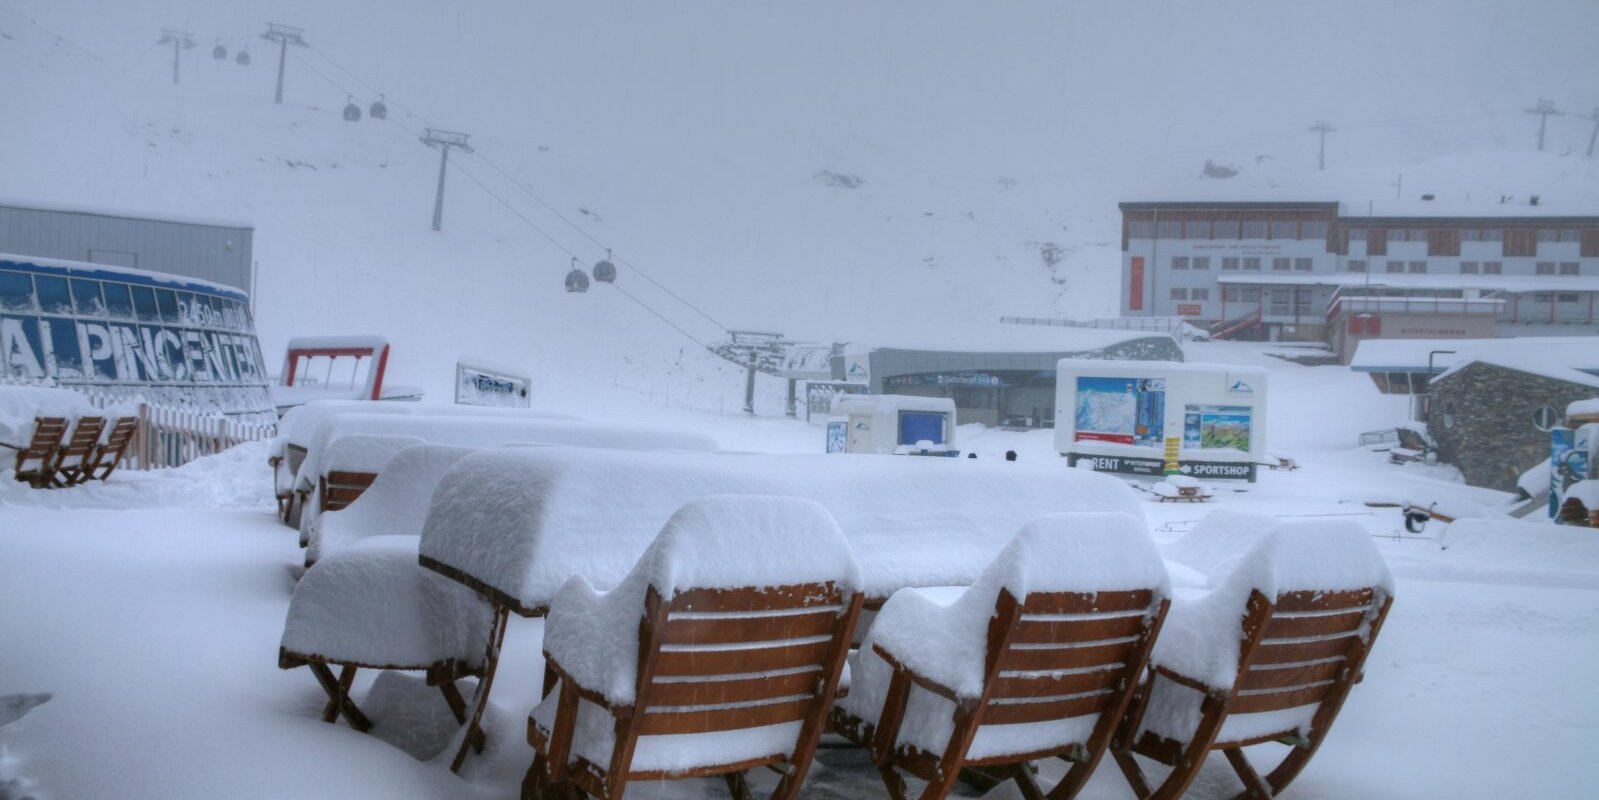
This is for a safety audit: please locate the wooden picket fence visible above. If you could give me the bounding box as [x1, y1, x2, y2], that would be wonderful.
[128, 403, 278, 470]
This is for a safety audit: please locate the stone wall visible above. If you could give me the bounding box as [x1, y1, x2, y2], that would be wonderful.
[1426, 362, 1599, 492]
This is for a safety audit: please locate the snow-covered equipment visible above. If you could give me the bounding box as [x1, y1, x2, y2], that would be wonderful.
[833, 512, 1169, 800]
[1117, 520, 1394, 800]
[272, 335, 423, 413]
[368, 95, 387, 120]
[828, 394, 957, 456]
[1057, 359, 1268, 481]
[342, 97, 361, 122]
[211, 42, 227, 60]
[1151, 475, 1213, 502]
[278, 535, 493, 733]
[591, 249, 616, 283]
[306, 443, 477, 565]
[455, 357, 530, 408]
[529, 496, 862, 798]
[235, 48, 250, 65]
[564, 259, 590, 293]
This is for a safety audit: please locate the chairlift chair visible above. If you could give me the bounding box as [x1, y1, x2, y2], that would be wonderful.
[565, 258, 590, 293]
[592, 248, 616, 283]
[236, 48, 251, 66]
[212, 42, 228, 60]
[368, 95, 388, 120]
[342, 97, 362, 122]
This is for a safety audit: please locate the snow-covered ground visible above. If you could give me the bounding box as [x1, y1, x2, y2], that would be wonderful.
[4, 346, 1599, 799]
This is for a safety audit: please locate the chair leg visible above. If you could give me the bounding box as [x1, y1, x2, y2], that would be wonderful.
[450, 604, 510, 773]
[722, 771, 756, 800]
[876, 763, 911, 800]
[1113, 751, 1154, 800]
[1143, 694, 1227, 800]
[1223, 748, 1275, 799]
[439, 680, 469, 724]
[1011, 763, 1048, 800]
[1047, 756, 1098, 800]
[308, 662, 372, 732]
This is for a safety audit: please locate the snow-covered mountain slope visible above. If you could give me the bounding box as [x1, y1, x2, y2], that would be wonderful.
[3, 0, 1598, 406]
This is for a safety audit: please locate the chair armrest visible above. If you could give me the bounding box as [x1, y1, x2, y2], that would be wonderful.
[870, 642, 960, 703]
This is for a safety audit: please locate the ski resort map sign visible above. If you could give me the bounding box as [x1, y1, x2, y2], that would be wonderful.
[1074, 376, 1165, 446]
[0, 256, 273, 418]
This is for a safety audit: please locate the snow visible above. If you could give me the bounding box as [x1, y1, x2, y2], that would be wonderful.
[280, 535, 492, 670]
[418, 448, 1145, 610]
[1428, 519, 1599, 590]
[852, 327, 1170, 355]
[0, 385, 100, 446]
[308, 443, 478, 565]
[323, 434, 428, 475]
[0, 251, 250, 299]
[1569, 397, 1599, 419]
[839, 512, 1166, 761]
[1351, 337, 1599, 373]
[1433, 357, 1599, 390]
[0, 196, 254, 230]
[1518, 458, 1551, 498]
[1568, 480, 1599, 509]
[543, 495, 859, 706]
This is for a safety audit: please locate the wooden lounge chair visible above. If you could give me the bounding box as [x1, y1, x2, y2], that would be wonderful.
[49, 416, 105, 487]
[81, 416, 139, 482]
[278, 536, 494, 733]
[525, 496, 863, 800]
[832, 512, 1170, 800]
[1112, 522, 1394, 800]
[319, 470, 379, 514]
[9, 417, 68, 488]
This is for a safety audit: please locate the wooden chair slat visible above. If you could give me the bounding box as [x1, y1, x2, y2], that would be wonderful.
[996, 639, 1137, 672]
[671, 583, 843, 613]
[1018, 589, 1154, 615]
[1230, 681, 1337, 715]
[1011, 612, 1148, 645]
[325, 470, 379, 488]
[637, 697, 814, 736]
[1265, 609, 1368, 639]
[980, 690, 1112, 726]
[1251, 633, 1359, 665]
[648, 669, 820, 707]
[661, 609, 840, 646]
[990, 664, 1123, 699]
[1274, 588, 1375, 613]
[1238, 657, 1346, 693]
[653, 638, 834, 677]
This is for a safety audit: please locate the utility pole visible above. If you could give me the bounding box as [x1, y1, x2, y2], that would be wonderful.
[1585, 107, 1599, 159]
[420, 129, 473, 231]
[1309, 120, 1334, 171]
[260, 23, 307, 104]
[1525, 99, 1563, 152]
[743, 351, 758, 416]
[156, 30, 194, 85]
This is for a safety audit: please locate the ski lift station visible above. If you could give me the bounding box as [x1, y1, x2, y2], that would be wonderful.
[1056, 359, 1268, 481]
[826, 394, 958, 456]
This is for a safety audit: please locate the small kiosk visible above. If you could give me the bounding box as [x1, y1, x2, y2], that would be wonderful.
[1055, 359, 1267, 481]
[827, 394, 958, 456]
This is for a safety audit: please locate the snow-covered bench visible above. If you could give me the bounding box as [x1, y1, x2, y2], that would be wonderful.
[1151, 475, 1213, 503]
[526, 496, 862, 800]
[1114, 519, 1395, 800]
[833, 512, 1170, 800]
[305, 442, 477, 566]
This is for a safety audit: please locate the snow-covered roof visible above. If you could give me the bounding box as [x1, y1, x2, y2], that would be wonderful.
[0, 252, 249, 300]
[1350, 337, 1599, 373]
[849, 325, 1170, 355]
[1217, 272, 1599, 294]
[1056, 358, 1264, 376]
[0, 197, 254, 230]
[1568, 398, 1599, 420]
[1433, 358, 1599, 390]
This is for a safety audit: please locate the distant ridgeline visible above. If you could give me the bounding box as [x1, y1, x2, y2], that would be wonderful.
[0, 255, 274, 422]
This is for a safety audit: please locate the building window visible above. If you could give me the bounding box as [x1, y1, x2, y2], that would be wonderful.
[1348, 228, 1368, 241]
[1560, 229, 1582, 242]
[1271, 221, 1298, 239]
[1242, 221, 1268, 239]
[1223, 287, 1240, 302]
[1407, 229, 1427, 241]
[1560, 262, 1580, 275]
[1171, 288, 1188, 300]
[1241, 288, 1261, 302]
[1460, 229, 1481, 242]
[1386, 260, 1405, 273]
[1505, 229, 1537, 256]
[1533, 293, 1553, 302]
[1192, 256, 1210, 270]
[1302, 221, 1329, 239]
[1460, 261, 1479, 274]
[1242, 257, 1261, 271]
[1558, 293, 1580, 303]
[1128, 221, 1155, 239]
[1191, 288, 1210, 301]
[1273, 257, 1291, 271]
[1536, 262, 1555, 275]
[1213, 220, 1240, 239]
[1156, 221, 1182, 238]
[1221, 257, 1240, 271]
[1348, 259, 1367, 272]
[1185, 221, 1210, 238]
[1172, 256, 1190, 270]
[1408, 261, 1427, 274]
[1268, 289, 1292, 315]
[1537, 229, 1558, 242]
[1482, 228, 1504, 242]
[1483, 261, 1503, 274]
[1294, 257, 1313, 272]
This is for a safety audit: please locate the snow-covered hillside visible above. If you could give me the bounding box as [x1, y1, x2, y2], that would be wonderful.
[3, 0, 1598, 407]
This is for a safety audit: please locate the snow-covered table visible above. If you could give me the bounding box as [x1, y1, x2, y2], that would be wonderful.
[414, 446, 1147, 769]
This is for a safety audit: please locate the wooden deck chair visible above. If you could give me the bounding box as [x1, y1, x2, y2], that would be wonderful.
[832, 512, 1170, 800]
[1112, 523, 1394, 800]
[526, 496, 863, 800]
[10, 417, 68, 488]
[281, 444, 309, 526]
[278, 536, 494, 733]
[318, 470, 379, 513]
[82, 417, 139, 482]
[49, 416, 105, 487]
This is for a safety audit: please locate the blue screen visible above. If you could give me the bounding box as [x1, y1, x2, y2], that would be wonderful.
[898, 412, 947, 445]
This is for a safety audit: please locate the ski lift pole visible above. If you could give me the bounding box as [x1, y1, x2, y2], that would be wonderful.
[420, 129, 472, 232]
[744, 351, 758, 416]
